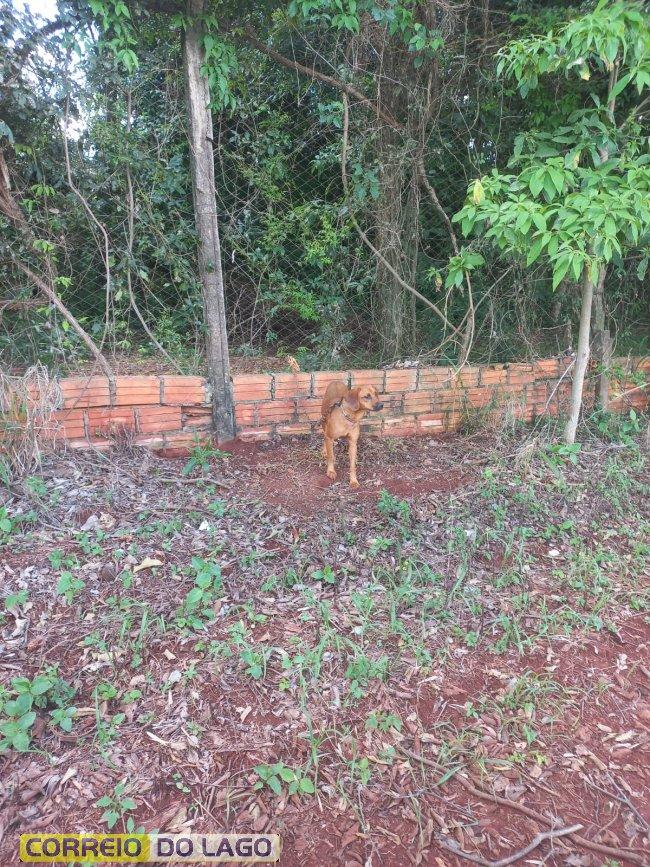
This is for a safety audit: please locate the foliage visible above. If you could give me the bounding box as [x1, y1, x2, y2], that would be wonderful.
[455, 2, 650, 289]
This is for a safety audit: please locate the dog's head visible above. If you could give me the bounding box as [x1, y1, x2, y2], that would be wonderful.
[346, 385, 384, 413]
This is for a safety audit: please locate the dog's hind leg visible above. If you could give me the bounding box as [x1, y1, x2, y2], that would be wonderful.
[324, 436, 336, 480]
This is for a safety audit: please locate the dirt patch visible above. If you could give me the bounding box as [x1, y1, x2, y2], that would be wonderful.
[0, 432, 648, 866]
[219, 436, 472, 517]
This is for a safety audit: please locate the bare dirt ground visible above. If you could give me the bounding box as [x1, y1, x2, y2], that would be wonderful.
[1, 431, 649, 866]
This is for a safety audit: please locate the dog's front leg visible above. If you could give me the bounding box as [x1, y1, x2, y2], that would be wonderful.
[348, 431, 359, 488]
[324, 435, 337, 480]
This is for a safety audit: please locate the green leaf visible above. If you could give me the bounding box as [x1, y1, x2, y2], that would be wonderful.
[18, 711, 36, 730]
[267, 775, 282, 795]
[529, 171, 544, 197]
[95, 795, 113, 807]
[526, 236, 546, 266]
[571, 255, 582, 282]
[609, 72, 632, 102]
[13, 731, 31, 752]
[552, 258, 571, 290]
[30, 676, 52, 696]
[278, 767, 296, 783]
[299, 777, 315, 794]
[185, 587, 203, 608]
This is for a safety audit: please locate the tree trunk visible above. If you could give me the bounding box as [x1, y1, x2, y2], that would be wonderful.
[591, 264, 609, 409]
[183, 0, 235, 442]
[373, 130, 418, 361]
[564, 265, 594, 445]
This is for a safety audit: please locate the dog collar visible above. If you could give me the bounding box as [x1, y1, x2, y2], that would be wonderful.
[339, 403, 356, 424]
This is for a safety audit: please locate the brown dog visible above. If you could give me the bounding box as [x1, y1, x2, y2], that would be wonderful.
[321, 381, 384, 487]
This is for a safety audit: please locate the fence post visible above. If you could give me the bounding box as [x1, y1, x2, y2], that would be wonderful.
[183, 0, 235, 442]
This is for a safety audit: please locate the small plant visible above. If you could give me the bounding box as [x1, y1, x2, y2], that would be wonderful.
[348, 755, 372, 785]
[541, 442, 581, 472]
[50, 706, 76, 732]
[593, 409, 642, 446]
[345, 653, 390, 700]
[93, 682, 118, 702]
[313, 565, 337, 585]
[0, 670, 76, 752]
[253, 762, 315, 796]
[0, 507, 14, 538]
[365, 710, 402, 733]
[56, 571, 85, 603]
[95, 781, 137, 830]
[182, 442, 229, 476]
[207, 499, 227, 517]
[240, 646, 272, 680]
[377, 489, 410, 523]
[174, 557, 223, 630]
[4, 589, 29, 610]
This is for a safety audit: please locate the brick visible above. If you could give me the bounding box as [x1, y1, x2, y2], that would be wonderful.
[162, 431, 209, 449]
[313, 371, 349, 397]
[181, 406, 212, 429]
[456, 366, 480, 388]
[273, 372, 312, 399]
[67, 436, 109, 451]
[480, 367, 508, 385]
[162, 376, 207, 405]
[135, 406, 181, 434]
[527, 383, 548, 406]
[296, 398, 323, 422]
[464, 387, 494, 408]
[417, 367, 453, 390]
[257, 399, 295, 424]
[60, 377, 111, 409]
[532, 358, 560, 379]
[233, 374, 272, 401]
[380, 394, 404, 416]
[51, 408, 86, 439]
[348, 369, 385, 391]
[384, 369, 418, 392]
[507, 364, 534, 386]
[417, 413, 445, 433]
[134, 434, 167, 449]
[434, 388, 463, 410]
[86, 408, 136, 438]
[360, 417, 384, 434]
[115, 376, 161, 406]
[235, 403, 257, 427]
[382, 416, 417, 437]
[403, 392, 432, 414]
[277, 423, 313, 437]
[238, 428, 272, 442]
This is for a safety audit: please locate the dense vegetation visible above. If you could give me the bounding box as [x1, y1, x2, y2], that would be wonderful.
[1, 0, 648, 376]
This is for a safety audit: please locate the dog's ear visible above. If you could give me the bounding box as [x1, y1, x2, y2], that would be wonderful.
[345, 387, 361, 411]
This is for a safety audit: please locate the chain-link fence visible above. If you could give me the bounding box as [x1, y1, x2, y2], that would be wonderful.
[2, 4, 647, 380]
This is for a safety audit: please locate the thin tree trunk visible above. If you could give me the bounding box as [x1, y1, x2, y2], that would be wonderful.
[591, 264, 609, 409]
[564, 266, 594, 445]
[183, 0, 235, 441]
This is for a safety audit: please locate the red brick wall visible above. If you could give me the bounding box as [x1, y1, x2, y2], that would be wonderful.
[28, 357, 650, 449]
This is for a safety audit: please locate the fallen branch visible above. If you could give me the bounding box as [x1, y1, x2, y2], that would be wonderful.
[398, 747, 648, 866]
[436, 823, 582, 867]
[12, 258, 114, 384]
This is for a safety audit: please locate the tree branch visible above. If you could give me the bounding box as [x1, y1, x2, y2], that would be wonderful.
[436, 823, 583, 867]
[242, 26, 401, 131]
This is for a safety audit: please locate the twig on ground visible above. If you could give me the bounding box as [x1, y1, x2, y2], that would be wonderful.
[436, 823, 583, 867]
[398, 746, 648, 866]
